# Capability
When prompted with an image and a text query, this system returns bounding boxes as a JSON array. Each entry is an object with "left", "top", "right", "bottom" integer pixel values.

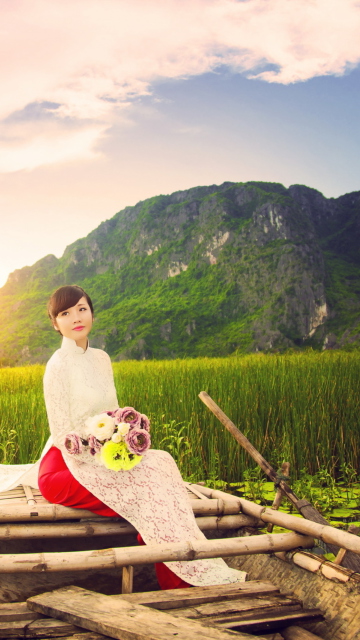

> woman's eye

[
  {"left": 80, "top": 307, "right": 87, "bottom": 311},
  {"left": 61, "top": 311, "right": 69, "bottom": 316}
]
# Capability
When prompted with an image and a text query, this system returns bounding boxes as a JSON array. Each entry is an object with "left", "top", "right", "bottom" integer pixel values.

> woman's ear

[{"left": 53, "top": 322, "right": 60, "bottom": 332}]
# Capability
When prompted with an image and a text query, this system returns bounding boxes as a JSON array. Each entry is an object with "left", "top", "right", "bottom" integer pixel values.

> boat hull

[{"left": 228, "top": 553, "right": 360, "bottom": 640}]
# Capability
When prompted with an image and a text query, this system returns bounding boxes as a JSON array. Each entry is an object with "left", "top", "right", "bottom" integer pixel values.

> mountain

[{"left": 1, "top": 181, "right": 360, "bottom": 365}]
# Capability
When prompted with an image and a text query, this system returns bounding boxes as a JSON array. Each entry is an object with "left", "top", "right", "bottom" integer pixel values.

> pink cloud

[{"left": 1, "top": 0, "right": 359, "bottom": 170}]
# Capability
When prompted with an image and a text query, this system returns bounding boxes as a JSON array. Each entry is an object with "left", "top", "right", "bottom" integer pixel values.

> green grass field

[{"left": 1, "top": 349, "right": 359, "bottom": 485}]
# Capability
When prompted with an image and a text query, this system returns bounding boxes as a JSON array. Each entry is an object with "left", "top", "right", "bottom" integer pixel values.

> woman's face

[{"left": 53, "top": 296, "right": 93, "bottom": 349}]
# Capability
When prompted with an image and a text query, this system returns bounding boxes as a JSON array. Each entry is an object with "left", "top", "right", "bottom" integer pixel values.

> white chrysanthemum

[
  {"left": 117, "top": 422, "right": 130, "bottom": 437},
  {"left": 85, "top": 413, "right": 115, "bottom": 441}
]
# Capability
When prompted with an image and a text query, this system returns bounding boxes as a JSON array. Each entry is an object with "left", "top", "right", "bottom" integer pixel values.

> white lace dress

[{"left": 0, "top": 337, "right": 246, "bottom": 586}]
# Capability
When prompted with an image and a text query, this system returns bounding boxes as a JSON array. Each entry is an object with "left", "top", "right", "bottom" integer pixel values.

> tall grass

[
  {"left": 0, "top": 350, "right": 359, "bottom": 483},
  {"left": 0, "top": 365, "right": 49, "bottom": 464}
]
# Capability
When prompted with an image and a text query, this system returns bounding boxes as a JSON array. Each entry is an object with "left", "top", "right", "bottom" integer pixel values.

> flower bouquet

[{"left": 64, "top": 406, "right": 151, "bottom": 471}]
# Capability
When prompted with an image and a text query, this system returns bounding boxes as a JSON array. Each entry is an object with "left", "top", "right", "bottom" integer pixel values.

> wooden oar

[
  {"left": 267, "top": 462, "right": 290, "bottom": 533},
  {"left": 198, "top": 391, "right": 360, "bottom": 573}
]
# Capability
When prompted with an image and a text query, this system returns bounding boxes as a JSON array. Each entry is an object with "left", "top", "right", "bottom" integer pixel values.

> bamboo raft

[{"left": 1, "top": 482, "right": 360, "bottom": 640}]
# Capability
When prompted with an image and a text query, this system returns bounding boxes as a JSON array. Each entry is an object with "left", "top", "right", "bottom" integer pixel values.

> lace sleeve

[
  {"left": 43, "top": 354, "right": 77, "bottom": 454},
  {"left": 100, "top": 350, "right": 118, "bottom": 409}
]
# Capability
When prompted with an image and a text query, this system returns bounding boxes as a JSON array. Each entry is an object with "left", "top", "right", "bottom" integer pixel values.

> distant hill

[{"left": 1, "top": 181, "right": 360, "bottom": 365}]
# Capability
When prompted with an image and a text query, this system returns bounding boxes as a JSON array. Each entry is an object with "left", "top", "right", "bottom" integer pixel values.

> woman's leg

[
  {"left": 137, "top": 533, "right": 191, "bottom": 590},
  {"left": 39, "top": 446, "right": 118, "bottom": 517},
  {"left": 39, "top": 447, "right": 191, "bottom": 589}
]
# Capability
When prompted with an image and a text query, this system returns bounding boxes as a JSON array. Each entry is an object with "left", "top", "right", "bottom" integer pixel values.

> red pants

[{"left": 38, "top": 447, "right": 190, "bottom": 590}]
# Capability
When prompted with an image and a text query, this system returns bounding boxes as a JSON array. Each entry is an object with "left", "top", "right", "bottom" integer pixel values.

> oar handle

[
  {"left": 199, "top": 391, "right": 301, "bottom": 506},
  {"left": 198, "top": 391, "right": 278, "bottom": 482},
  {"left": 198, "top": 391, "right": 360, "bottom": 572}
]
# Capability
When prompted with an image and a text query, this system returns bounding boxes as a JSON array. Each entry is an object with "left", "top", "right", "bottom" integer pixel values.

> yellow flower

[{"left": 100, "top": 440, "right": 142, "bottom": 471}]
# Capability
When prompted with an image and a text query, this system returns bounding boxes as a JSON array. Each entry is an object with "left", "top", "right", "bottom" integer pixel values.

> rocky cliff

[{"left": 1, "top": 181, "right": 359, "bottom": 364}]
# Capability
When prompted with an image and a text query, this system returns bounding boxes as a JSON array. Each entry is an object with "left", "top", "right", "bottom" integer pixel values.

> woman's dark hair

[{"left": 47, "top": 285, "right": 94, "bottom": 322}]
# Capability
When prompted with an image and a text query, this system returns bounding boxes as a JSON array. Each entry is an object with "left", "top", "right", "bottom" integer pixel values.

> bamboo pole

[
  {"left": 0, "top": 520, "right": 136, "bottom": 539},
  {"left": 282, "top": 626, "right": 324, "bottom": 640},
  {"left": 121, "top": 566, "right": 134, "bottom": 594},
  {"left": 0, "top": 503, "right": 99, "bottom": 522},
  {"left": 0, "top": 498, "right": 241, "bottom": 522},
  {"left": 0, "top": 532, "right": 314, "bottom": 573},
  {"left": 334, "top": 524, "right": 360, "bottom": 566},
  {"left": 191, "top": 499, "right": 242, "bottom": 515},
  {"left": 267, "top": 462, "right": 290, "bottom": 534},
  {"left": 190, "top": 484, "right": 360, "bottom": 555},
  {"left": 185, "top": 483, "right": 209, "bottom": 500},
  {"left": 0, "top": 514, "right": 259, "bottom": 539},
  {"left": 198, "top": 392, "right": 360, "bottom": 572},
  {"left": 198, "top": 514, "right": 260, "bottom": 531},
  {"left": 22, "top": 485, "right": 37, "bottom": 510},
  {"left": 187, "top": 484, "right": 240, "bottom": 503},
  {"left": 288, "top": 550, "right": 360, "bottom": 583}
]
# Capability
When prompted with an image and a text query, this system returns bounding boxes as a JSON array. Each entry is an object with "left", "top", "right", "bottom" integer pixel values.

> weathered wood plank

[
  {"left": 0, "top": 601, "right": 42, "bottom": 622},
  {"left": 0, "top": 601, "right": 109, "bottom": 639},
  {"left": 116, "top": 580, "right": 280, "bottom": 610},
  {"left": 189, "top": 604, "right": 303, "bottom": 625},
  {"left": 217, "top": 608, "right": 324, "bottom": 633},
  {"left": 27, "top": 586, "right": 267, "bottom": 640},
  {"left": 167, "top": 595, "right": 302, "bottom": 620},
  {"left": 61, "top": 634, "right": 112, "bottom": 640},
  {"left": 0, "top": 602, "right": 30, "bottom": 612},
  {"left": 0, "top": 616, "right": 82, "bottom": 638}
]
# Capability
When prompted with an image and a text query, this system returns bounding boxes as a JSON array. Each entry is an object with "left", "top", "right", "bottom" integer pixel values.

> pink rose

[
  {"left": 88, "top": 434, "right": 102, "bottom": 456},
  {"left": 64, "top": 433, "right": 83, "bottom": 455},
  {"left": 113, "top": 406, "right": 141, "bottom": 427},
  {"left": 125, "top": 428, "right": 151, "bottom": 455},
  {"left": 139, "top": 413, "right": 150, "bottom": 432}
]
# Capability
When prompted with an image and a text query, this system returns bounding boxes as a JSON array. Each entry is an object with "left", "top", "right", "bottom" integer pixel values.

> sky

[{"left": 1, "top": 0, "right": 360, "bottom": 288}]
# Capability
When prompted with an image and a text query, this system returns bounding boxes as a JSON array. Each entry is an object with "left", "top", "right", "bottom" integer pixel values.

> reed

[
  {"left": 112, "top": 350, "right": 360, "bottom": 482},
  {"left": 0, "top": 365, "right": 48, "bottom": 464},
  {"left": 0, "top": 350, "right": 359, "bottom": 484}
]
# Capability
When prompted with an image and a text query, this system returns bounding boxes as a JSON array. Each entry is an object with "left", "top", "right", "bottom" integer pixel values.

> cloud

[
  {"left": 0, "top": 122, "right": 104, "bottom": 172},
  {"left": 1, "top": 0, "right": 359, "bottom": 171}
]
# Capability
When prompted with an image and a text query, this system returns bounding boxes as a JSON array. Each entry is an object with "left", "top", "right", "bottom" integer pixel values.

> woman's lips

[{"left": 73, "top": 326, "right": 85, "bottom": 331}]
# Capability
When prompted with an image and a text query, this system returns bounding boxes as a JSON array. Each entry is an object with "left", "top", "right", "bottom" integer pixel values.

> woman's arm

[
  {"left": 43, "top": 354, "right": 77, "bottom": 454},
  {"left": 101, "top": 350, "right": 119, "bottom": 409}
]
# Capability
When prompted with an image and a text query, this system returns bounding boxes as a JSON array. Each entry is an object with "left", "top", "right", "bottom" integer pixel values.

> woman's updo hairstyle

[{"left": 48, "top": 285, "right": 94, "bottom": 323}]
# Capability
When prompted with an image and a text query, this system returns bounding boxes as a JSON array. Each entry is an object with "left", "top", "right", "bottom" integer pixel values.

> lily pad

[
  {"left": 330, "top": 508, "right": 360, "bottom": 523},
  {"left": 262, "top": 482, "right": 275, "bottom": 492}
]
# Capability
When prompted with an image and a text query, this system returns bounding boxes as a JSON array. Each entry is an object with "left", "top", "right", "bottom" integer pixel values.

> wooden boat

[{"left": 0, "top": 482, "right": 360, "bottom": 640}]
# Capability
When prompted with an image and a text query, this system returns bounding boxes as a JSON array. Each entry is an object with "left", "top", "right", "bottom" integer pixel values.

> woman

[{"left": 20, "top": 285, "right": 246, "bottom": 588}]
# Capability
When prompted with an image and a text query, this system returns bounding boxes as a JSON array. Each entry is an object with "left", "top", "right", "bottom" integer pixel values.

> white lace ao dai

[{"left": 4, "top": 337, "right": 246, "bottom": 586}]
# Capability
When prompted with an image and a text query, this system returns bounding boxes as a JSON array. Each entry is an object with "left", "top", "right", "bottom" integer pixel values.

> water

[{"left": 228, "top": 480, "right": 360, "bottom": 529}]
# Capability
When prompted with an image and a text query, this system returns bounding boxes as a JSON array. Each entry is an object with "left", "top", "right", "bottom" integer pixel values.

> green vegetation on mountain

[{"left": 0, "top": 181, "right": 359, "bottom": 365}]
